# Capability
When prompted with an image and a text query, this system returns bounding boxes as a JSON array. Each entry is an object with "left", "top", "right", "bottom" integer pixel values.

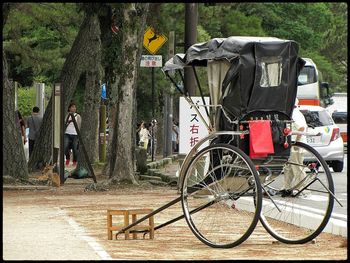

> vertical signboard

[
  {"left": 53, "top": 83, "right": 61, "bottom": 149},
  {"left": 179, "top": 97, "right": 210, "bottom": 155}
]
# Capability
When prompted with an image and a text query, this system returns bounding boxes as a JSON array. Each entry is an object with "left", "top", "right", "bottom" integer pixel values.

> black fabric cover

[{"left": 163, "top": 36, "right": 305, "bottom": 121}]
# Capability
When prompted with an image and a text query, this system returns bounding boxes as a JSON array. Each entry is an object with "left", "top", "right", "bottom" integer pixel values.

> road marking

[
  {"left": 55, "top": 207, "right": 112, "bottom": 260},
  {"left": 301, "top": 194, "right": 328, "bottom": 202}
]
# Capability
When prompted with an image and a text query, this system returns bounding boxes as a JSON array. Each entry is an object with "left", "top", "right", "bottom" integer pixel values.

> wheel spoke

[
  {"left": 181, "top": 144, "right": 262, "bottom": 248},
  {"left": 259, "top": 142, "right": 334, "bottom": 244}
]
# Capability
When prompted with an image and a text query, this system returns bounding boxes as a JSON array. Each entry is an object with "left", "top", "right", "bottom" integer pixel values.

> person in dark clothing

[{"left": 26, "top": 106, "right": 43, "bottom": 157}]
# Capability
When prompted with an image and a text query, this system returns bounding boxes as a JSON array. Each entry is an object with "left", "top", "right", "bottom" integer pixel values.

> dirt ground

[{"left": 3, "top": 172, "right": 348, "bottom": 260}]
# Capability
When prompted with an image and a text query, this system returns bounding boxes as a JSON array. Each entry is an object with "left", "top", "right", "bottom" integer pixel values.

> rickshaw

[{"left": 116, "top": 36, "right": 342, "bottom": 248}]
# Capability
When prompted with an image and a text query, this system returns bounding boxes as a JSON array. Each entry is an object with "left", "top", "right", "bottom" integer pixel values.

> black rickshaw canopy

[{"left": 163, "top": 36, "right": 305, "bottom": 121}]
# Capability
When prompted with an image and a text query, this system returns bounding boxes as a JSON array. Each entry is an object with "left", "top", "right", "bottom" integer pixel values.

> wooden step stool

[{"left": 107, "top": 209, "right": 154, "bottom": 240}]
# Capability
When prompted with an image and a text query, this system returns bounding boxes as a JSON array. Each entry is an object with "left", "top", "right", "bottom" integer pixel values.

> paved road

[
  {"left": 291, "top": 154, "right": 347, "bottom": 236},
  {"left": 331, "top": 154, "right": 347, "bottom": 217}
]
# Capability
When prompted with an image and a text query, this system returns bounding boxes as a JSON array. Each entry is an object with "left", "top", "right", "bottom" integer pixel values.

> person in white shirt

[
  {"left": 138, "top": 121, "right": 150, "bottom": 150},
  {"left": 172, "top": 120, "right": 179, "bottom": 153},
  {"left": 64, "top": 102, "right": 81, "bottom": 166},
  {"left": 282, "top": 98, "right": 308, "bottom": 197}
]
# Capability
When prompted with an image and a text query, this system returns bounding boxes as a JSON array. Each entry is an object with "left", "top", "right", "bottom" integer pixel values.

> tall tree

[
  {"left": 74, "top": 3, "right": 104, "bottom": 172},
  {"left": 2, "top": 3, "right": 29, "bottom": 179},
  {"left": 321, "top": 2, "right": 347, "bottom": 91},
  {"left": 28, "top": 9, "right": 103, "bottom": 171},
  {"left": 107, "top": 3, "right": 149, "bottom": 184},
  {"left": 77, "top": 68, "right": 102, "bottom": 170}
]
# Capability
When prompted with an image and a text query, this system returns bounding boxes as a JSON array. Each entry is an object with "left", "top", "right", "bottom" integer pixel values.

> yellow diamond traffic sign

[{"left": 143, "top": 27, "right": 168, "bottom": 55}]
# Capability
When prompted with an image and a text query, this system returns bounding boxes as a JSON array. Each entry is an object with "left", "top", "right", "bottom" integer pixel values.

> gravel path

[{"left": 3, "top": 179, "right": 347, "bottom": 260}]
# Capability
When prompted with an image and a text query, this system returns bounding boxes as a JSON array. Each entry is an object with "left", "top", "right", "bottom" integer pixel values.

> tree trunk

[
  {"left": 3, "top": 3, "right": 28, "bottom": 179},
  {"left": 28, "top": 13, "right": 102, "bottom": 172},
  {"left": 77, "top": 69, "right": 102, "bottom": 169},
  {"left": 108, "top": 3, "right": 149, "bottom": 183},
  {"left": 3, "top": 49, "right": 29, "bottom": 179},
  {"left": 76, "top": 9, "right": 102, "bottom": 171}
]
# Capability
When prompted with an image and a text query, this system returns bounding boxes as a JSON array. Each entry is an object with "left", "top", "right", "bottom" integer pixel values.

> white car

[{"left": 299, "top": 105, "right": 344, "bottom": 172}]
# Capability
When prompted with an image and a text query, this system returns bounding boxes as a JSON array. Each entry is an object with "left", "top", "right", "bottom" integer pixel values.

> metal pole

[
  {"left": 152, "top": 67, "right": 155, "bottom": 118},
  {"left": 52, "top": 83, "right": 60, "bottom": 167},
  {"left": 151, "top": 67, "right": 155, "bottom": 161},
  {"left": 184, "top": 3, "right": 198, "bottom": 96},
  {"left": 164, "top": 31, "right": 175, "bottom": 157},
  {"left": 168, "top": 31, "right": 175, "bottom": 156},
  {"left": 60, "top": 83, "right": 65, "bottom": 185},
  {"left": 99, "top": 104, "right": 107, "bottom": 162},
  {"left": 163, "top": 96, "right": 168, "bottom": 157},
  {"left": 167, "top": 96, "right": 173, "bottom": 156},
  {"left": 151, "top": 123, "right": 155, "bottom": 162}
]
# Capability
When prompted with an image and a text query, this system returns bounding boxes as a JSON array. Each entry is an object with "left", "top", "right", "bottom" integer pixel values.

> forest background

[
  {"left": 4, "top": 3, "right": 347, "bottom": 118},
  {"left": 2, "top": 2, "right": 347, "bottom": 183}
]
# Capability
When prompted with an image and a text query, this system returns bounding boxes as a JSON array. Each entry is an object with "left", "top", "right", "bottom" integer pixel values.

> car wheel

[{"left": 332, "top": 161, "right": 344, "bottom": 172}]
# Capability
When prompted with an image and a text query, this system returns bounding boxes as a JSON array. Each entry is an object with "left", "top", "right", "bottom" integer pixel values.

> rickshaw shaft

[
  {"left": 116, "top": 194, "right": 220, "bottom": 237},
  {"left": 152, "top": 197, "right": 216, "bottom": 232},
  {"left": 115, "top": 196, "right": 182, "bottom": 236}
]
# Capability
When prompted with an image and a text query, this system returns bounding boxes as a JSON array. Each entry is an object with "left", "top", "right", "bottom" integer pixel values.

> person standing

[
  {"left": 64, "top": 102, "right": 81, "bottom": 166},
  {"left": 138, "top": 121, "right": 150, "bottom": 150},
  {"left": 172, "top": 120, "right": 179, "bottom": 153},
  {"left": 149, "top": 119, "right": 158, "bottom": 159},
  {"left": 26, "top": 106, "right": 43, "bottom": 157},
  {"left": 282, "top": 98, "right": 308, "bottom": 197}
]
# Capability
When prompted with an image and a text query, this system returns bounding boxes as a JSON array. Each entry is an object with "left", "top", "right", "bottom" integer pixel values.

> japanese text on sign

[
  {"left": 179, "top": 97, "right": 210, "bottom": 154},
  {"left": 140, "top": 55, "right": 162, "bottom": 67}
]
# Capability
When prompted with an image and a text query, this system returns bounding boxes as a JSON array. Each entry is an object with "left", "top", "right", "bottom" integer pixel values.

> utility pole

[
  {"left": 163, "top": 31, "right": 175, "bottom": 157},
  {"left": 184, "top": 3, "right": 198, "bottom": 96}
]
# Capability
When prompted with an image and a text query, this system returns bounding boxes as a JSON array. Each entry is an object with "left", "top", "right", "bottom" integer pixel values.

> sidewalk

[{"left": 3, "top": 204, "right": 106, "bottom": 260}]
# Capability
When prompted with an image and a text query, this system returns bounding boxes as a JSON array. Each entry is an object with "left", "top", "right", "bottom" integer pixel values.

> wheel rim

[
  {"left": 181, "top": 144, "right": 261, "bottom": 248},
  {"left": 259, "top": 142, "right": 334, "bottom": 243}
]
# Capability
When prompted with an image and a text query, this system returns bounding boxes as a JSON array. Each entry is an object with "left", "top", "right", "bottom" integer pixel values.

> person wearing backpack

[{"left": 27, "top": 106, "right": 43, "bottom": 157}]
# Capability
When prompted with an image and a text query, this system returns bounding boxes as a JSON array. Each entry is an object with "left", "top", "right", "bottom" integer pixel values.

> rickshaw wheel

[
  {"left": 259, "top": 142, "right": 335, "bottom": 244},
  {"left": 181, "top": 143, "right": 262, "bottom": 248}
]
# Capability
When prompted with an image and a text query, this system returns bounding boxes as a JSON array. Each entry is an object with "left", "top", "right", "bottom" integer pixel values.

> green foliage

[
  {"left": 198, "top": 4, "right": 265, "bottom": 38},
  {"left": 17, "top": 84, "right": 52, "bottom": 119},
  {"left": 17, "top": 87, "right": 36, "bottom": 118},
  {"left": 3, "top": 3, "right": 83, "bottom": 86},
  {"left": 4, "top": 2, "right": 348, "bottom": 123},
  {"left": 236, "top": 2, "right": 345, "bottom": 92},
  {"left": 197, "top": 25, "right": 211, "bottom": 43}
]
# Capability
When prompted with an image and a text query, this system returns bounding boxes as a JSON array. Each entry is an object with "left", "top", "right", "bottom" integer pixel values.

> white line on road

[{"left": 55, "top": 207, "right": 112, "bottom": 260}]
